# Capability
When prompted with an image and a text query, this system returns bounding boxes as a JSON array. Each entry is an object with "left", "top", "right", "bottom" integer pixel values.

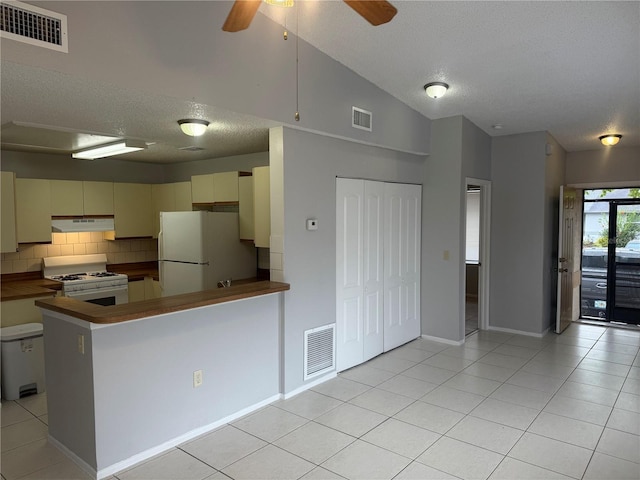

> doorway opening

[
  {"left": 464, "top": 178, "right": 491, "bottom": 337},
  {"left": 581, "top": 188, "right": 640, "bottom": 325}
]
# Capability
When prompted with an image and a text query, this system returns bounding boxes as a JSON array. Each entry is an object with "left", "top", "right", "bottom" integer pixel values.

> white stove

[{"left": 43, "top": 254, "right": 128, "bottom": 305}]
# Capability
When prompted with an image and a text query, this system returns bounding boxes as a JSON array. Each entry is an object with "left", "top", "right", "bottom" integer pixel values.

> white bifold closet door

[{"left": 336, "top": 178, "right": 421, "bottom": 372}]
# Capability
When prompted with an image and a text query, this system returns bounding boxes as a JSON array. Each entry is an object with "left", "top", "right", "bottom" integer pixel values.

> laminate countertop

[
  {"left": 35, "top": 281, "right": 290, "bottom": 324},
  {"left": 0, "top": 276, "right": 62, "bottom": 302}
]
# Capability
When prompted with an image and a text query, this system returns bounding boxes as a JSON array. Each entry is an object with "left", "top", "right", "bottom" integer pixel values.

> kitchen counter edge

[{"left": 35, "top": 281, "right": 290, "bottom": 324}]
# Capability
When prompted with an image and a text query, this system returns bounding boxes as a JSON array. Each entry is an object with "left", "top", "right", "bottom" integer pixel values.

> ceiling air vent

[
  {"left": 179, "top": 146, "right": 205, "bottom": 152},
  {"left": 0, "top": 0, "right": 68, "bottom": 52},
  {"left": 352, "top": 106, "right": 372, "bottom": 132}
]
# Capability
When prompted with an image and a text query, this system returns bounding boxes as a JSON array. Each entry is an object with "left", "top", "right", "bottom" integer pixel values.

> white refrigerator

[{"left": 158, "top": 211, "right": 257, "bottom": 296}]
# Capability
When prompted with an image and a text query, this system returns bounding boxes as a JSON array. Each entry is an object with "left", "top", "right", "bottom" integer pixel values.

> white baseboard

[
  {"left": 421, "top": 334, "right": 464, "bottom": 346},
  {"left": 283, "top": 371, "right": 337, "bottom": 400},
  {"left": 60, "top": 393, "right": 282, "bottom": 480},
  {"left": 486, "top": 325, "right": 550, "bottom": 338}
]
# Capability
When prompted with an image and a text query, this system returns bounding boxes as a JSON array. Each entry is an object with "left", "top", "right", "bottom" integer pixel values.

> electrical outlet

[
  {"left": 77, "top": 334, "right": 85, "bottom": 354},
  {"left": 193, "top": 370, "right": 203, "bottom": 388}
]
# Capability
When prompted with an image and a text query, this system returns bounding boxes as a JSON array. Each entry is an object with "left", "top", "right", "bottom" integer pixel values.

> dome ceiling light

[
  {"left": 599, "top": 134, "right": 622, "bottom": 146},
  {"left": 178, "top": 119, "right": 210, "bottom": 137},
  {"left": 424, "top": 82, "right": 449, "bottom": 99}
]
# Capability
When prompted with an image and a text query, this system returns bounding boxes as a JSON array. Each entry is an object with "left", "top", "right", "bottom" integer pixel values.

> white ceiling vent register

[
  {"left": 0, "top": 1, "right": 68, "bottom": 53},
  {"left": 352, "top": 106, "right": 372, "bottom": 132},
  {"left": 303, "top": 323, "right": 335, "bottom": 381}
]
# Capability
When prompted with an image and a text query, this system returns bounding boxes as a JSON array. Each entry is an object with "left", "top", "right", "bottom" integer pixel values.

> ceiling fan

[{"left": 222, "top": 0, "right": 397, "bottom": 32}]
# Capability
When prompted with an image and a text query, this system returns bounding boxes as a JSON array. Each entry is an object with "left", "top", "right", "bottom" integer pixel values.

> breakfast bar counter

[
  {"left": 36, "top": 281, "right": 289, "bottom": 479},
  {"left": 35, "top": 280, "right": 289, "bottom": 323}
]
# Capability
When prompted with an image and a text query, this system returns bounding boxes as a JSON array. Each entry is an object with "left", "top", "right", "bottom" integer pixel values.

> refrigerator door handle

[{"left": 158, "top": 229, "right": 163, "bottom": 260}]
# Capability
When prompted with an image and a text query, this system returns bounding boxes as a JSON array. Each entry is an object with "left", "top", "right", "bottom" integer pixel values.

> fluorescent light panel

[{"left": 72, "top": 140, "right": 146, "bottom": 160}]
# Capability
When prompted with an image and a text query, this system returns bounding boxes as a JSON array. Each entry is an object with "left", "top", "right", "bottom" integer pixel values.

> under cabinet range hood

[{"left": 51, "top": 218, "right": 115, "bottom": 233}]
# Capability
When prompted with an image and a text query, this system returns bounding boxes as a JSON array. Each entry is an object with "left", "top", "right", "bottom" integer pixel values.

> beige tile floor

[{"left": 2, "top": 322, "right": 639, "bottom": 480}]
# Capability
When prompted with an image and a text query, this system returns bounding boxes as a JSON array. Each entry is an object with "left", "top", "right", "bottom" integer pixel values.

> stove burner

[
  {"left": 89, "top": 272, "right": 119, "bottom": 278},
  {"left": 52, "top": 274, "right": 84, "bottom": 281}
]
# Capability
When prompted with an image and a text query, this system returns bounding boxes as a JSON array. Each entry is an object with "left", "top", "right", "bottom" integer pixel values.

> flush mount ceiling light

[
  {"left": 178, "top": 119, "right": 210, "bottom": 137},
  {"left": 599, "top": 134, "right": 622, "bottom": 146},
  {"left": 424, "top": 82, "right": 449, "bottom": 99},
  {"left": 72, "top": 140, "right": 147, "bottom": 160}
]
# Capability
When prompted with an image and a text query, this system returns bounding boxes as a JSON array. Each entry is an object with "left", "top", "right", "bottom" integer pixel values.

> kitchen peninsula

[{"left": 35, "top": 281, "right": 289, "bottom": 479}]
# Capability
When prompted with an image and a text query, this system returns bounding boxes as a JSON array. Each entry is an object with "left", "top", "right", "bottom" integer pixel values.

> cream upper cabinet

[
  {"left": 83, "top": 181, "right": 114, "bottom": 215},
  {"left": 1, "top": 172, "right": 18, "bottom": 252},
  {"left": 238, "top": 176, "right": 254, "bottom": 241},
  {"left": 151, "top": 182, "right": 192, "bottom": 237},
  {"left": 174, "top": 181, "right": 192, "bottom": 211},
  {"left": 253, "top": 166, "right": 270, "bottom": 248},
  {"left": 191, "top": 172, "right": 239, "bottom": 204},
  {"left": 112, "top": 183, "right": 153, "bottom": 238},
  {"left": 212, "top": 171, "right": 239, "bottom": 202},
  {"left": 50, "top": 180, "right": 84, "bottom": 216},
  {"left": 50, "top": 180, "right": 114, "bottom": 216},
  {"left": 16, "top": 178, "right": 52, "bottom": 244}
]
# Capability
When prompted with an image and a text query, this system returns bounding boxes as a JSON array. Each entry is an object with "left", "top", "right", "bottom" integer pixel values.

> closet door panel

[
  {"left": 363, "top": 181, "right": 385, "bottom": 361},
  {"left": 336, "top": 178, "right": 365, "bottom": 371},
  {"left": 384, "top": 185, "right": 405, "bottom": 350}
]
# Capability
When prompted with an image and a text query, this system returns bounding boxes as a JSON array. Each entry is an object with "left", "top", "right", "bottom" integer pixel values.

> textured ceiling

[
  {"left": 1, "top": 1, "right": 638, "bottom": 164},
  {"left": 263, "top": 0, "right": 639, "bottom": 152}
]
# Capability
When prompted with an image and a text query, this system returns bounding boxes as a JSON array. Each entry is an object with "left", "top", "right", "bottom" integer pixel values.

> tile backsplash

[{"left": 1, "top": 232, "right": 158, "bottom": 274}]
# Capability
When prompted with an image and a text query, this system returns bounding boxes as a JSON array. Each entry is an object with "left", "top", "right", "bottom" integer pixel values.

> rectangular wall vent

[
  {"left": 304, "top": 323, "right": 335, "bottom": 380},
  {"left": 352, "top": 106, "right": 372, "bottom": 132},
  {"left": 0, "top": 0, "right": 68, "bottom": 52}
]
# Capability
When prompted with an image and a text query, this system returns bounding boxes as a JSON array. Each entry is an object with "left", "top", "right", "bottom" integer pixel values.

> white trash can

[{"left": 1, "top": 323, "right": 45, "bottom": 400}]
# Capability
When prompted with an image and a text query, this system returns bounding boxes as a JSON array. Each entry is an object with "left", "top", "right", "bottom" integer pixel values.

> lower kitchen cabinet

[
  {"left": 128, "top": 277, "right": 160, "bottom": 303},
  {"left": 1, "top": 296, "right": 53, "bottom": 328},
  {"left": 1, "top": 171, "right": 18, "bottom": 252},
  {"left": 16, "top": 178, "right": 52, "bottom": 244}
]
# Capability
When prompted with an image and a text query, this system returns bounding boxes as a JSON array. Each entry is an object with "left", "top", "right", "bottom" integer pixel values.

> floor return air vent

[{"left": 303, "top": 323, "right": 335, "bottom": 381}]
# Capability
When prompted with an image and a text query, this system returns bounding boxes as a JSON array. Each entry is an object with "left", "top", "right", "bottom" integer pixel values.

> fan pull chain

[{"left": 295, "top": 3, "right": 300, "bottom": 121}]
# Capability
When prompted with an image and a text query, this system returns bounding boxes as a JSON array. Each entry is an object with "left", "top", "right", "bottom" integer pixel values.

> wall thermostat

[{"left": 306, "top": 219, "right": 318, "bottom": 231}]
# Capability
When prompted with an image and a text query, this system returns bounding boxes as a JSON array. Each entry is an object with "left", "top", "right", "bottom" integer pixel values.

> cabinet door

[
  {"left": 83, "top": 181, "right": 114, "bottom": 215},
  {"left": 113, "top": 183, "right": 152, "bottom": 238},
  {"left": 383, "top": 183, "right": 422, "bottom": 351},
  {"left": 212, "top": 171, "right": 239, "bottom": 202},
  {"left": 16, "top": 178, "right": 52, "bottom": 243},
  {"left": 191, "top": 174, "right": 214, "bottom": 203},
  {"left": 50, "top": 180, "right": 84, "bottom": 216},
  {"left": 253, "top": 166, "right": 270, "bottom": 248},
  {"left": 173, "top": 182, "right": 192, "bottom": 211},
  {"left": 1, "top": 172, "right": 18, "bottom": 252},
  {"left": 128, "top": 280, "right": 145, "bottom": 303},
  {"left": 336, "top": 178, "right": 364, "bottom": 372},
  {"left": 238, "top": 176, "right": 254, "bottom": 241}
]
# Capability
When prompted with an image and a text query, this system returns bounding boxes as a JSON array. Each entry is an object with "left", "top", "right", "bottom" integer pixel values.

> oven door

[{"left": 64, "top": 285, "right": 128, "bottom": 305}]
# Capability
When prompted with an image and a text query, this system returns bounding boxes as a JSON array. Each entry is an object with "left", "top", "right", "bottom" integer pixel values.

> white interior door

[
  {"left": 363, "top": 181, "right": 385, "bottom": 361},
  {"left": 336, "top": 178, "right": 364, "bottom": 371},
  {"left": 384, "top": 183, "right": 422, "bottom": 350},
  {"left": 556, "top": 186, "right": 577, "bottom": 333}
]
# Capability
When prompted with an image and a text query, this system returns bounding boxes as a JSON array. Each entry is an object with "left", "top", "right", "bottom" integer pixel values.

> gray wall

[
  {"left": 0, "top": 150, "right": 166, "bottom": 183},
  {"left": 422, "top": 116, "right": 491, "bottom": 342},
  {"left": 10, "top": 1, "right": 430, "bottom": 156},
  {"left": 490, "top": 132, "right": 549, "bottom": 334},
  {"left": 1, "top": 150, "right": 269, "bottom": 183},
  {"left": 273, "top": 127, "right": 425, "bottom": 393},
  {"left": 566, "top": 146, "right": 640, "bottom": 186}
]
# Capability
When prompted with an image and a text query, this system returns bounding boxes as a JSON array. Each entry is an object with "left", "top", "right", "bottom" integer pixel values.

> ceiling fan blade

[
  {"left": 222, "top": 0, "right": 262, "bottom": 32},
  {"left": 343, "top": 0, "right": 397, "bottom": 26}
]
